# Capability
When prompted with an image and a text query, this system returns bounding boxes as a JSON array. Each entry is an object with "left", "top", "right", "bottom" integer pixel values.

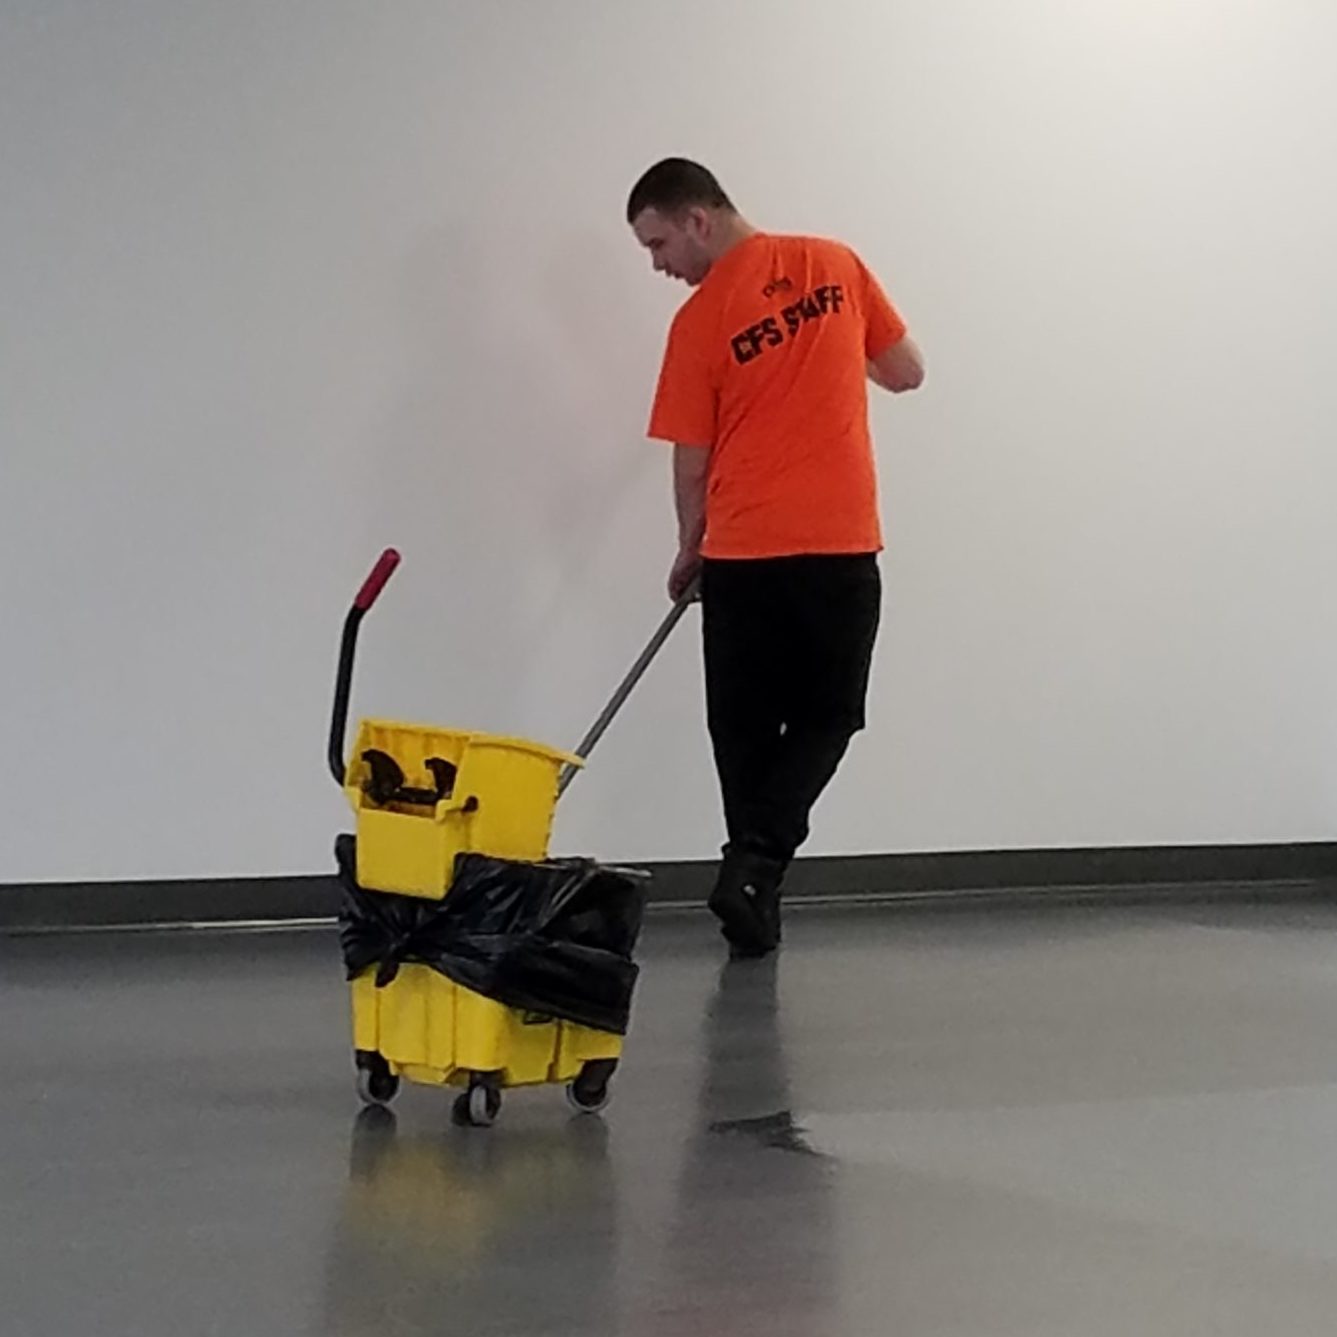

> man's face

[{"left": 631, "top": 207, "right": 712, "bottom": 286}]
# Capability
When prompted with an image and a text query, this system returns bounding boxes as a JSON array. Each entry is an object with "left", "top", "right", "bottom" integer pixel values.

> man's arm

[
  {"left": 868, "top": 335, "right": 926, "bottom": 393},
  {"left": 669, "top": 443, "right": 710, "bottom": 600}
]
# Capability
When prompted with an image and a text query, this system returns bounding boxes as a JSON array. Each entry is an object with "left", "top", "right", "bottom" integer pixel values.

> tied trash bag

[{"left": 335, "top": 834, "right": 650, "bottom": 1036}]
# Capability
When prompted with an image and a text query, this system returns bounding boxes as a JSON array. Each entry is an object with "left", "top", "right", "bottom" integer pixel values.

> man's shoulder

[
  {"left": 771, "top": 232, "right": 859, "bottom": 262},
  {"left": 668, "top": 285, "right": 714, "bottom": 337},
  {"left": 665, "top": 291, "right": 696, "bottom": 331}
]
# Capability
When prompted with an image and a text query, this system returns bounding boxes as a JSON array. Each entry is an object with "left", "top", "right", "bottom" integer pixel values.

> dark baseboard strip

[
  {"left": 649, "top": 842, "right": 1337, "bottom": 903},
  {"left": 0, "top": 876, "right": 336, "bottom": 933},
  {"left": 1, "top": 842, "right": 1334, "bottom": 933}
]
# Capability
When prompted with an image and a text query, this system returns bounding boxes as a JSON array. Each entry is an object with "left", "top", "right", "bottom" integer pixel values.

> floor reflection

[
  {"left": 320, "top": 1101, "right": 619, "bottom": 1336},
  {"left": 632, "top": 958, "right": 839, "bottom": 1334}
]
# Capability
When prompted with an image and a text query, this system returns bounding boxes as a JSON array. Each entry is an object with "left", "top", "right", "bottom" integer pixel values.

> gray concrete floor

[{"left": 4, "top": 897, "right": 1337, "bottom": 1335}]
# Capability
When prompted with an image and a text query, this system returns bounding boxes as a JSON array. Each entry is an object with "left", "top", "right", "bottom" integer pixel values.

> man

[{"left": 628, "top": 157, "right": 924, "bottom": 958}]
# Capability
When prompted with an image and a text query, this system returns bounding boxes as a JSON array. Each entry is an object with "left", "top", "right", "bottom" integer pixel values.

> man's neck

[{"left": 708, "top": 215, "right": 759, "bottom": 266}]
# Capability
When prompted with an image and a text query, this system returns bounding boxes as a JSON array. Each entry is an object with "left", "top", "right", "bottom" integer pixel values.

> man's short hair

[{"left": 626, "top": 158, "right": 734, "bottom": 225}]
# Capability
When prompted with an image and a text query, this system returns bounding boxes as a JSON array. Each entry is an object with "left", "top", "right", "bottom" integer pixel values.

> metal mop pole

[{"left": 558, "top": 585, "right": 699, "bottom": 797}]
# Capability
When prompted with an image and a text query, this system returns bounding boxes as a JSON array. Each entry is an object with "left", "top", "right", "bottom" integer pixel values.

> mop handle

[{"left": 558, "top": 585, "right": 698, "bottom": 796}]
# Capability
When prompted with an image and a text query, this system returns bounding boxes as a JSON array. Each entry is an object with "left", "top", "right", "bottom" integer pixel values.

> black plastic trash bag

[
  {"left": 335, "top": 834, "right": 650, "bottom": 1036},
  {"left": 335, "top": 834, "right": 439, "bottom": 988}
]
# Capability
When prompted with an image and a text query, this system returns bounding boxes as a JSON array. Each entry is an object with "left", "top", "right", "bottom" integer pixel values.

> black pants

[{"left": 701, "top": 554, "right": 881, "bottom": 869}]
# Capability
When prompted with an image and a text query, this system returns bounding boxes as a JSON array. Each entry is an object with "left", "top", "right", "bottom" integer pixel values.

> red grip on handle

[{"left": 354, "top": 548, "right": 401, "bottom": 611}]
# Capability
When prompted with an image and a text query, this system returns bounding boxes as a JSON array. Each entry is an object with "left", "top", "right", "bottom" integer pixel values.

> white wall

[{"left": 3, "top": 0, "right": 1335, "bottom": 884}]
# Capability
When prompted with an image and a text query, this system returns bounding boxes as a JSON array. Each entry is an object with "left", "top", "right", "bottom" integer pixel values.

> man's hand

[
  {"left": 668, "top": 546, "right": 702, "bottom": 603},
  {"left": 670, "top": 443, "right": 710, "bottom": 602},
  {"left": 868, "top": 335, "right": 926, "bottom": 393}
]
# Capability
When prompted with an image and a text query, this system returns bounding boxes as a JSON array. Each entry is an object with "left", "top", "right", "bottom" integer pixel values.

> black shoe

[{"left": 708, "top": 849, "right": 785, "bottom": 958}]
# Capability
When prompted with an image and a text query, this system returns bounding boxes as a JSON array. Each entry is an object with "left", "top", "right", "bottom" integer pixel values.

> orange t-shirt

[{"left": 647, "top": 232, "right": 907, "bottom": 560}]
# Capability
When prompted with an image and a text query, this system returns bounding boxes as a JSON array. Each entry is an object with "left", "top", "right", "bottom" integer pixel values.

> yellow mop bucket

[{"left": 327, "top": 549, "right": 692, "bottom": 1126}]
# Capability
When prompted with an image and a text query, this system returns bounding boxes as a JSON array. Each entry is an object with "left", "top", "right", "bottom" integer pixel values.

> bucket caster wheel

[
  {"left": 566, "top": 1058, "right": 618, "bottom": 1115},
  {"left": 355, "top": 1051, "right": 400, "bottom": 1106},
  {"left": 453, "top": 1075, "right": 502, "bottom": 1128}
]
